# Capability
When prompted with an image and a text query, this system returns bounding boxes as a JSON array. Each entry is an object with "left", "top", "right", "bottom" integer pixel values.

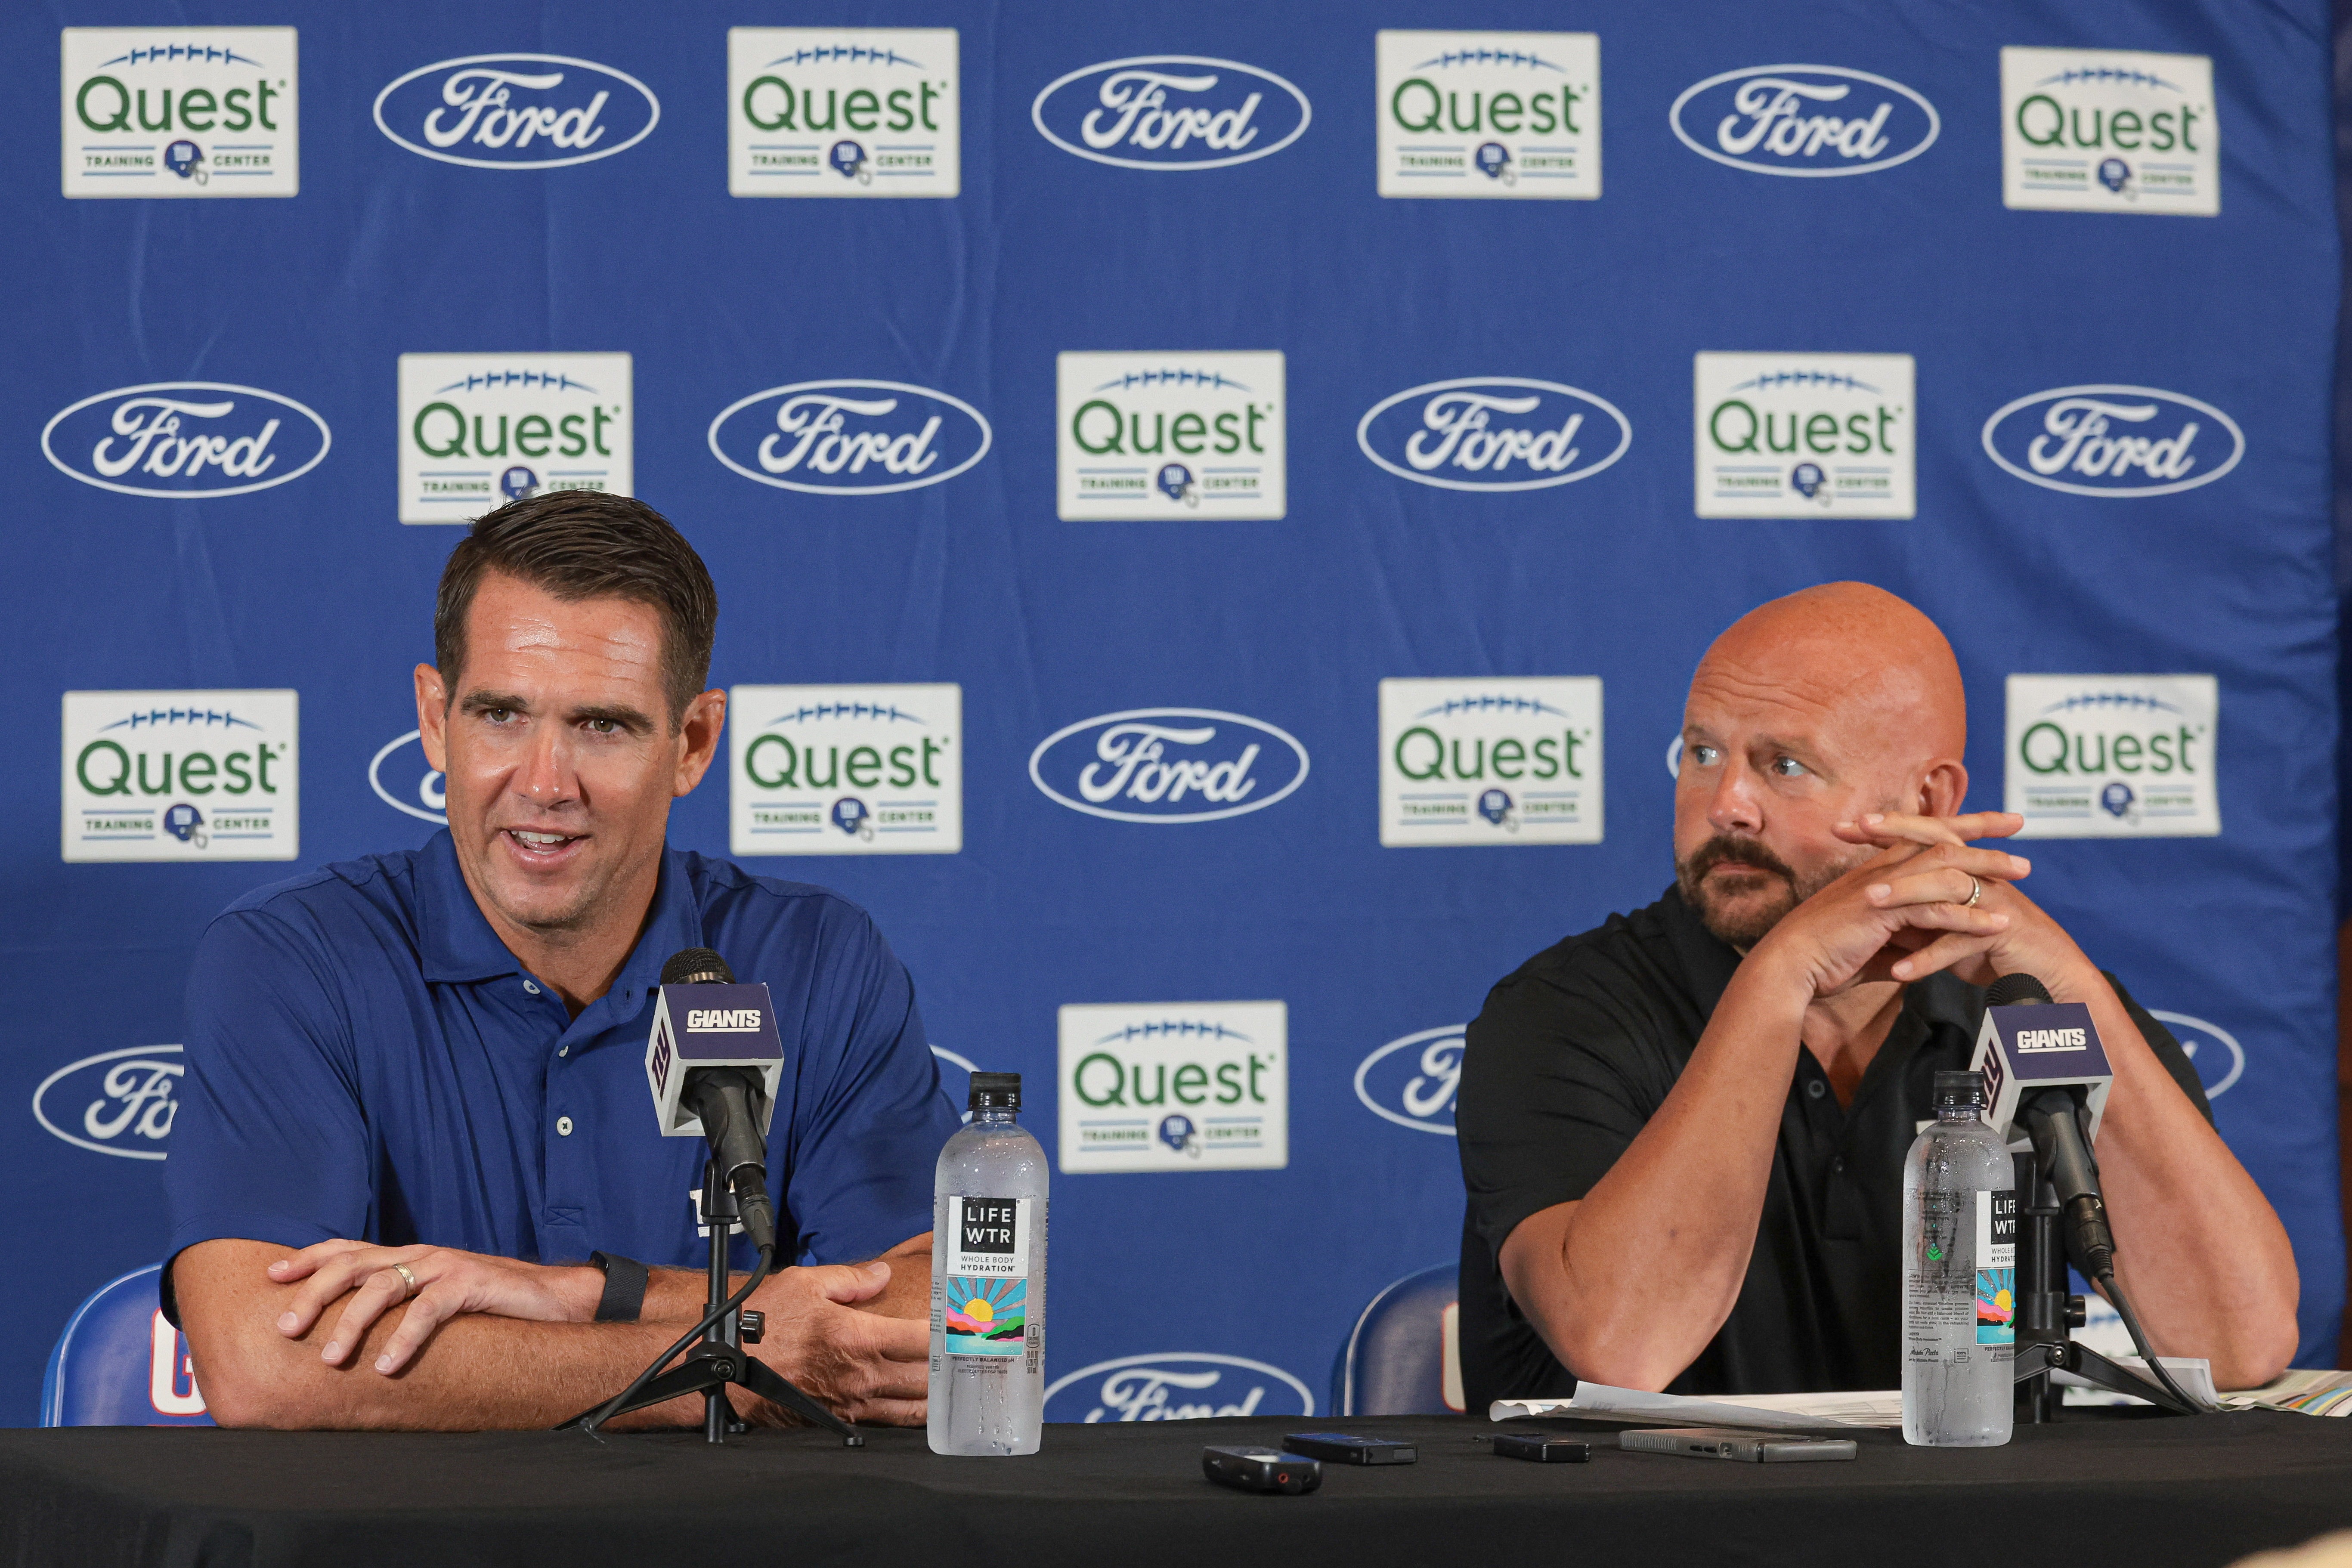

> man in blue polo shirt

[{"left": 166, "top": 493, "right": 959, "bottom": 1429}]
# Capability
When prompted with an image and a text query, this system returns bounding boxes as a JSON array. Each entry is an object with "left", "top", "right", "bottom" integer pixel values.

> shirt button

[
  {"left": 557, "top": 1116, "right": 574, "bottom": 1136},
  {"left": 1806, "top": 1079, "right": 1827, "bottom": 1100},
  {"left": 1832, "top": 1154, "right": 1847, "bottom": 1174},
  {"left": 523, "top": 980, "right": 542, "bottom": 996}
]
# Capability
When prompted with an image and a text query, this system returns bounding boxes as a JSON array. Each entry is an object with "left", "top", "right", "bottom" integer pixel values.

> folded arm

[{"left": 176, "top": 1233, "right": 932, "bottom": 1430}]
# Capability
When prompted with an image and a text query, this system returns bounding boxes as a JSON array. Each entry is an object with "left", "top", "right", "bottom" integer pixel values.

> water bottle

[
  {"left": 928, "top": 1071, "right": 1047, "bottom": 1455},
  {"left": 1902, "top": 1068, "right": 2017, "bottom": 1447}
]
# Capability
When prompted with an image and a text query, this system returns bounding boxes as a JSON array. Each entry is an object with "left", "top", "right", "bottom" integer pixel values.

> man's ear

[
  {"left": 1918, "top": 758, "right": 1969, "bottom": 817},
  {"left": 414, "top": 664, "right": 450, "bottom": 773},
  {"left": 672, "top": 688, "right": 728, "bottom": 798}
]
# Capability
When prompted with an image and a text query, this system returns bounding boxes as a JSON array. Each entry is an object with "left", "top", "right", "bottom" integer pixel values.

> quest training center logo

[
  {"left": 728, "top": 28, "right": 958, "bottom": 197},
  {"left": 62, "top": 690, "right": 298, "bottom": 863},
  {"left": 2003, "top": 674, "right": 2219, "bottom": 839},
  {"left": 34, "top": 1044, "right": 185, "bottom": 1160},
  {"left": 373, "top": 53, "right": 658, "bottom": 170},
  {"left": 1029, "top": 708, "right": 1307, "bottom": 825},
  {"left": 1057, "top": 352, "right": 1284, "bottom": 520},
  {"left": 1377, "top": 677, "right": 1603, "bottom": 847},
  {"left": 729, "top": 683, "right": 961, "bottom": 855},
  {"left": 1031, "top": 55, "right": 1309, "bottom": 171},
  {"left": 1043, "top": 1353, "right": 1315, "bottom": 1423},
  {"left": 1670, "top": 63, "right": 1937, "bottom": 177},
  {"left": 1693, "top": 352, "right": 1914, "bottom": 519},
  {"left": 2001, "top": 47, "right": 2216, "bottom": 216},
  {"left": 1981, "top": 384, "right": 2242, "bottom": 500},
  {"left": 1058, "top": 1002, "right": 1287, "bottom": 1174},
  {"left": 62, "top": 27, "right": 297, "bottom": 198},
  {"left": 1374, "top": 30, "right": 1599, "bottom": 199},
  {"left": 44, "top": 382, "right": 329, "bottom": 501},
  {"left": 1357, "top": 377, "right": 1628, "bottom": 493},
  {"left": 398, "top": 353, "right": 632, "bottom": 523},
  {"left": 709, "top": 380, "right": 991, "bottom": 497},
  {"left": 1355, "top": 1024, "right": 1465, "bottom": 1136}
]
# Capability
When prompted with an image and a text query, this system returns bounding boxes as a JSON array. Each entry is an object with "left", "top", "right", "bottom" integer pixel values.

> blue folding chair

[
  {"left": 1332, "top": 1263, "right": 1463, "bottom": 1416},
  {"left": 40, "top": 1263, "right": 214, "bottom": 1427}
]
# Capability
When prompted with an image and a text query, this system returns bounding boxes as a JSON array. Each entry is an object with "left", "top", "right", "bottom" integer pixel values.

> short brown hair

[{"left": 434, "top": 493, "right": 718, "bottom": 729}]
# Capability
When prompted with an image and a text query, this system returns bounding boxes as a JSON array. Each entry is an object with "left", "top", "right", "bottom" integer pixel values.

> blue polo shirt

[{"left": 164, "top": 831, "right": 957, "bottom": 1287}]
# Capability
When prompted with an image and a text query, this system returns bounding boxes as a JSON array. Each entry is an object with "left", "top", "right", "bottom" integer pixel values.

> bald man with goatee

[{"left": 1455, "top": 583, "right": 2298, "bottom": 1407}]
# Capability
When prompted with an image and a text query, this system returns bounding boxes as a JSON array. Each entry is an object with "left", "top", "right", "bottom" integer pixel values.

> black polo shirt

[{"left": 1455, "top": 886, "right": 2210, "bottom": 1407}]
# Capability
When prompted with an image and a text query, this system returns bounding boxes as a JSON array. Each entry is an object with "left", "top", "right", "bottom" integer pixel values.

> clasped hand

[{"left": 1760, "top": 810, "right": 2095, "bottom": 1001}]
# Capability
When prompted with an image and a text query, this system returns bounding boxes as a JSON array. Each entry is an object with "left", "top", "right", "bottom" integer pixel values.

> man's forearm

[
  {"left": 1503, "top": 956, "right": 1813, "bottom": 1389},
  {"left": 195, "top": 1293, "right": 709, "bottom": 1431},
  {"left": 2070, "top": 979, "right": 2299, "bottom": 1388}
]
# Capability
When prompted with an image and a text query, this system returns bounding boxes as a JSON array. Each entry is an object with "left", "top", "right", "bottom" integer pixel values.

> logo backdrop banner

[{"left": 2, "top": 0, "right": 2339, "bottom": 1423}]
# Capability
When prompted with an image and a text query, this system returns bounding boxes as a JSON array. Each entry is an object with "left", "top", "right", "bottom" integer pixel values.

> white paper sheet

[{"left": 1491, "top": 1381, "right": 1903, "bottom": 1430}]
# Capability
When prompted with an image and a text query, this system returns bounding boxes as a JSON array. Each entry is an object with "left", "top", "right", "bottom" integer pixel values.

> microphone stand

[
  {"left": 573, "top": 1160, "right": 865, "bottom": 1446},
  {"left": 2009, "top": 1149, "right": 2199, "bottom": 1419}
]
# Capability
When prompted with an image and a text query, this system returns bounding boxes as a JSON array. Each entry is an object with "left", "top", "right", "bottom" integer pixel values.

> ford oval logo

[
  {"left": 373, "top": 53, "right": 660, "bottom": 170},
  {"left": 2149, "top": 1010, "right": 2244, "bottom": 1101},
  {"left": 1357, "top": 377, "right": 1630, "bottom": 492},
  {"left": 708, "top": 380, "right": 992, "bottom": 496},
  {"left": 1355, "top": 1025, "right": 1464, "bottom": 1136},
  {"left": 34, "top": 1045, "right": 183, "bottom": 1160},
  {"left": 1669, "top": 64, "right": 1938, "bottom": 177},
  {"left": 1029, "top": 708, "right": 1308, "bottom": 824},
  {"left": 43, "top": 383, "right": 331, "bottom": 500},
  {"left": 1031, "top": 55, "right": 1310, "bottom": 170},
  {"left": 1980, "top": 384, "right": 2244, "bottom": 499},
  {"left": 1042, "top": 1352, "right": 1314, "bottom": 1422},
  {"left": 368, "top": 730, "right": 447, "bottom": 824}
]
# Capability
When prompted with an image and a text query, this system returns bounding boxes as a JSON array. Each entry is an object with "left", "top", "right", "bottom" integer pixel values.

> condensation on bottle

[
  {"left": 1902, "top": 1068, "right": 2017, "bottom": 1447},
  {"left": 928, "top": 1071, "right": 1048, "bottom": 1456}
]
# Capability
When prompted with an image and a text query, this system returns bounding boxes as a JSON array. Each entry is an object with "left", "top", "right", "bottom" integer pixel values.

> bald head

[
  {"left": 1697, "top": 582, "right": 1965, "bottom": 764},
  {"left": 1673, "top": 583, "right": 1970, "bottom": 947}
]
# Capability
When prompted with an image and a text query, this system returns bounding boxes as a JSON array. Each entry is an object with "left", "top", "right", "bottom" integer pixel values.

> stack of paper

[
  {"left": 2222, "top": 1370, "right": 2352, "bottom": 1416},
  {"left": 1492, "top": 1382, "right": 1902, "bottom": 1430}
]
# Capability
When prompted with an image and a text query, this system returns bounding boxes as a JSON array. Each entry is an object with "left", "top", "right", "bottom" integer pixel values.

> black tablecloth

[{"left": 6, "top": 1411, "right": 2352, "bottom": 1568}]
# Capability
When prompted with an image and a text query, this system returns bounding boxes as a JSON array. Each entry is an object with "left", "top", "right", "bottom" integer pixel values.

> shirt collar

[{"left": 417, "top": 829, "right": 706, "bottom": 1007}]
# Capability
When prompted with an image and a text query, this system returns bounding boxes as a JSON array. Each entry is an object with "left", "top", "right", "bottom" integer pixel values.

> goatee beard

[{"left": 1675, "top": 834, "right": 1855, "bottom": 949}]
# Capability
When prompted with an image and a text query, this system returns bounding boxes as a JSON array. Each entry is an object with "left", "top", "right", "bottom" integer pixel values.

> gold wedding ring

[
  {"left": 391, "top": 1262, "right": 418, "bottom": 1299},
  {"left": 1962, "top": 875, "right": 1983, "bottom": 909}
]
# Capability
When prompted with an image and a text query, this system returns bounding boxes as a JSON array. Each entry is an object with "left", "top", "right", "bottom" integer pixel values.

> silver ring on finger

[
  {"left": 1962, "top": 875, "right": 1983, "bottom": 909},
  {"left": 391, "top": 1263, "right": 418, "bottom": 1299}
]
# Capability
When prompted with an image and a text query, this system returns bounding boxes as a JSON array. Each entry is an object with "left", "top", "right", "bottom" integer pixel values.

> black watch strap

[{"left": 589, "top": 1251, "right": 650, "bottom": 1322}]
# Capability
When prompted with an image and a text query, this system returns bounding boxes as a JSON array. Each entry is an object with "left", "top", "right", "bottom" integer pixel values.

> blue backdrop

[{"left": 5, "top": 0, "right": 2340, "bottom": 1425}]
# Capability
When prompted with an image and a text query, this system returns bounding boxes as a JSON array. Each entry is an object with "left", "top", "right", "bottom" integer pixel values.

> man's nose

[
  {"left": 1707, "top": 759, "right": 1763, "bottom": 836},
  {"left": 514, "top": 724, "right": 579, "bottom": 809}
]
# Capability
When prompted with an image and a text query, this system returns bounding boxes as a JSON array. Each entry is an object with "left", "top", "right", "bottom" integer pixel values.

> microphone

[
  {"left": 1975, "top": 973, "right": 2116, "bottom": 1279},
  {"left": 1971, "top": 971, "right": 2203, "bottom": 1412},
  {"left": 646, "top": 947, "right": 784, "bottom": 1255}
]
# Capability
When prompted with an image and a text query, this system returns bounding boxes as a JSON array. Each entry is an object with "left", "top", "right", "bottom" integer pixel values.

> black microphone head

[
  {"left": 661, "top": 947, "right": 735, "bottom": 987},
  {"left": 1984, "top": 972, "right": 2053, "bottom": 1008}
]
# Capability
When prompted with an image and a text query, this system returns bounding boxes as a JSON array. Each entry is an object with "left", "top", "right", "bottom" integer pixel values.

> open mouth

[{"left": 502, "top": 828, "right": 584, "bottom": 862}]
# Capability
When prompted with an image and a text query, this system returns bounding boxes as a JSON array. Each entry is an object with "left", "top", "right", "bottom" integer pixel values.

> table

[{"left": 5, "top": 1410, "right": 2352, "bottom": 1568}]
